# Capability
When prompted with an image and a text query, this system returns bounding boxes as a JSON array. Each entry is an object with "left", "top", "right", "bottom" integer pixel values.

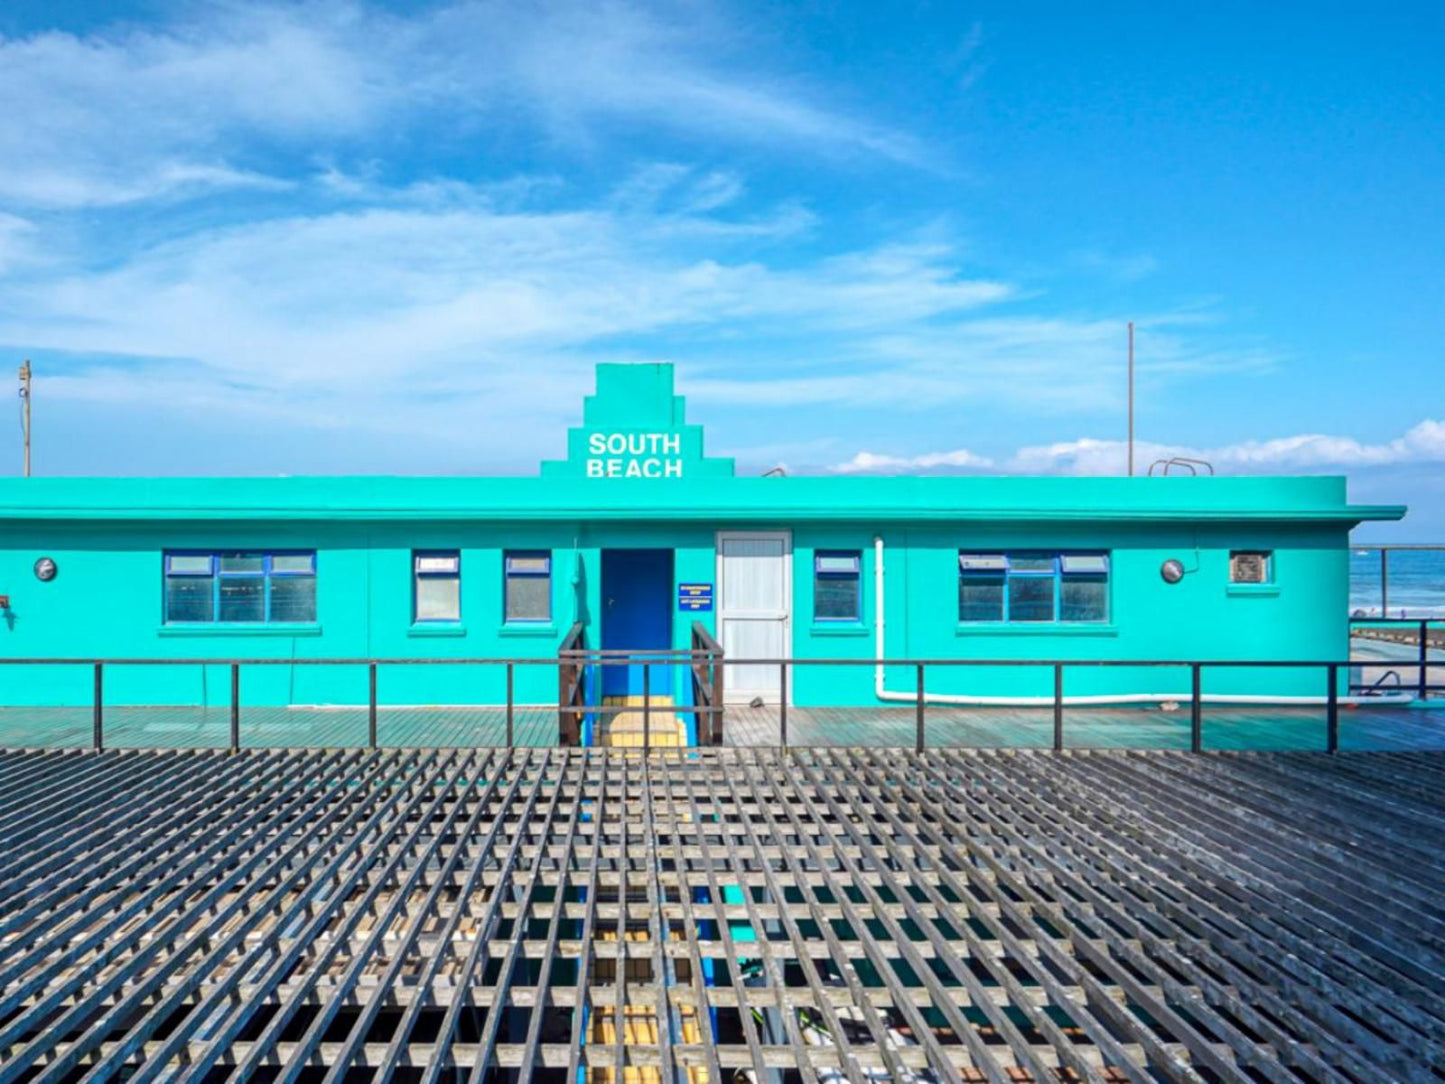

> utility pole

[
  {"left": 1126, "top": 322, "right": 1134, "bottom": 477},
  {"left": 18, "top": 359, "right": 32, "bottom": 478}
]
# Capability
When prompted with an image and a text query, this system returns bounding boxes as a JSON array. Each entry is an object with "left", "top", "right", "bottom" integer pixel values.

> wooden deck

[
  {"left": 0, "top": 705, "right": 561, "bottom": 749},
  {"left": 0, "top": 701, "right": 1440, "bottom": 751},
  {"left": 722, "top": 702, "right": 1445, "bottom": 751}
]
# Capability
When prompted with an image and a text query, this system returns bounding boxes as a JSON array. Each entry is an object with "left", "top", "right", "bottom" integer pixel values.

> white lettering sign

[{"left": 584, "top": 432, "right": 684, "bottom": 478}]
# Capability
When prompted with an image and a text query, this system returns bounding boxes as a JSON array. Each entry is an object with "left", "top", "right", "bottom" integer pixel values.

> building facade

[{"left": 0, "top": 363, "right": 1404, "bottom": 710}]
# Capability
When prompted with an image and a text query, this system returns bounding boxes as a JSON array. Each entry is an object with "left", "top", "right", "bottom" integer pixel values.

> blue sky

[{"left": 0, "top": 1, "right": 1440, "bottom": 536}]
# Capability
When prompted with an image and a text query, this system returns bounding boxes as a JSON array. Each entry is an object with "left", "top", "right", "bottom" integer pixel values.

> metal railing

[
  {"left": 0, "top": 646, "right": 1439, "bottom": 754},
  {"left": 1348, "top": 616, "right": 1444, "bottom": 701},
  {"left": 1350, "top": 543, "right": 1445, "bottom": 617}
]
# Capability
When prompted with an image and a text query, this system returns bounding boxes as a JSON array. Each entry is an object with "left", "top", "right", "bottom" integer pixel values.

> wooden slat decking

[
  {"left": 722, "top": 702, "right": 1445, "bottom": 751},
  {"left": 0, "top": 705, "right": 559, "bottom": 749},
  {"left": 1, "top": 701, "right": 1441, "bottom": 750}
]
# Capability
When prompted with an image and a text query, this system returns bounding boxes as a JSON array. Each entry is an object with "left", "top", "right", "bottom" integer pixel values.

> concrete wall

[
  {"left": 790, "top": 521, "right": 1348, "bottom": 703},
  {"left": 0, "top": 517, "right": 1348, "bottom": 706}
]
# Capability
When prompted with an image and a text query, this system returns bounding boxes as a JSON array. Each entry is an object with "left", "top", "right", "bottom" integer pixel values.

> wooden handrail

[
  {"left": 557, "top": 622, "right": 586, "bottom": 744},
  {"left": 689, "top": 622, "right": 724, "bottom": 745}
]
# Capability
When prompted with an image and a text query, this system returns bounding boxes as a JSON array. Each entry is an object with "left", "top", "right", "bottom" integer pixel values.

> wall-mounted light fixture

[
  {"left": 33, "top": 557, "right": 57, "bottom": 582},
  {"left": 1160, "top": 558, "right": 1186, "bottom": 584}
]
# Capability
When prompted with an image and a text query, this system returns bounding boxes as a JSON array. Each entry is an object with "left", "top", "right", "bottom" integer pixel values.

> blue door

[{"left": 601, "top": 549, "right": 674, "bottom": 697}]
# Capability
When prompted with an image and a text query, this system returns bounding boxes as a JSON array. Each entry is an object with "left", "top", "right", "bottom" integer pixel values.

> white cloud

[
  {"left": 834, "top": 448, "right": 994, "bottom": 473},
  {"left": 832, "top": 420, "right": 1445, "bottom": 477},
  {"left": 0, "top": 1, "right": 927, "bottom": 209}
]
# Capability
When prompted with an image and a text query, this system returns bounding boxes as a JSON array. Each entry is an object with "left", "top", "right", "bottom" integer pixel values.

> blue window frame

[
  {"left": 504, "top": 551, "right": 551, "bottom": 623},
  {"left": 958, "top": 551, "right": 1109, "bottom": 623},
  {"left": 814, "top": 550, "right": 862, "bottom": 621},
  {"left": 414, "top": 551, "right": 461, "bottom": 623},
  {"left": 163, "top": 551, "right": 317, "bottom": 624}
]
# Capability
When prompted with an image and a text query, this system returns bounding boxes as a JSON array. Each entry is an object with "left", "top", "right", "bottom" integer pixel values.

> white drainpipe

[{"left": 871, "top": 535, "right": 1407, "bottom": 707}]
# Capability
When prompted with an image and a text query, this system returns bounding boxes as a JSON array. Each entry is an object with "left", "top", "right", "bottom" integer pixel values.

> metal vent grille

[{"left": 1230, "top": 550, "right": 1270, "bottom": 583}]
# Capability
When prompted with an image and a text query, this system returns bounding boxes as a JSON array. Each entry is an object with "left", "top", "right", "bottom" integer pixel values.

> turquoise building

[{"left": 0, "top": 363, "right": 1405, "bottom": 712}]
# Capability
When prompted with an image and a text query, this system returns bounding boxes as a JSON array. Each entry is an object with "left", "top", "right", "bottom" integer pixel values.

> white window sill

[
  {"left": 1227, "top": 584, "right": 1280, "bottom": 597},
  {"left": 498, "top": 623, "right": 558, "bottom": 637}
]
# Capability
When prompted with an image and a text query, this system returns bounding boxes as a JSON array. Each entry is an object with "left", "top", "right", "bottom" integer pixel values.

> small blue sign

[{"left": 677, "top": 582, "right": 714, "bottom": 611}]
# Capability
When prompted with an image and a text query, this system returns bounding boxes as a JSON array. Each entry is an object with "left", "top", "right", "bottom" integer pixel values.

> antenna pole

[
  {"left": 18, "top": 359, "right": 31, "bottom": 478},
  {"left": 1126, "top": 322, "right": 1134, "bottom": 477}
]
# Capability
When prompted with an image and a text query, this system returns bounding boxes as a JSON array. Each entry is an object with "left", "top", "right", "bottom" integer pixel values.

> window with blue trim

[
  {"left": 958, "top": 552, "right": 1109, "bottom": 623},
  {"left": 504, "top": 551, "right": 551, "bottom": 623},
  {"left": 163, "top": 551, "right": 317, "bottom": 624},
  {"left": 414, "top": 551, "right": 461, "bottom": 622},
  {"left": 814, "top": 550, "right": 861, "bottom": 621}
]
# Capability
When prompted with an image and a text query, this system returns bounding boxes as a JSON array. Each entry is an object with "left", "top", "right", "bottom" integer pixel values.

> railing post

[
  {"left": 914, "top": 664, "right": 925, "bottom": 754},
  {"left": 1380, "top": 548, "right": 1388, "bottom": 616},
  {"left": 558, "top": 657, "right": 572, "bottom": 747},
  {"left": 1419, "top": 620, "right": 1429, "bottom": 701},
  {"left": 642, "top": 662, "right": 651, "bottom": 753},
  {"left": 1190, "top": 663, "right": 1203, "bottom": 754},
  {"left": 1053, "top": 663, "right": 1064, "bottom": 752},
  {"left": 1327, "top": 663, "right": 1340, "bottom": 754},
  {"left": 230, "top": 663, "right": 240, "bottom": 753},
  {"left": 93, "top": 662, "right": 103, "bottom": 753},
  {"left": 779, "top": 663, "right": 788, "bottom": 750},
  {"left": 368, "top": 662, "right": 377, "bottom": 749},
  {"left": 506, "top": 663, "right": 515, "bottom": 748},
  {"left": 714, "top": 654, "right": 724, "bottom": 746}
]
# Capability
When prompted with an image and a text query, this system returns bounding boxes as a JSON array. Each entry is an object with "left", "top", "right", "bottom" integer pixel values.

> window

[
  {"left": 814, "top": 550, "right": 861, "bottom": 621},
  {"left": 1230, "top": 550, "right": 1273, "bottom": 584},
  {"left": 504, "top": 551, "right": 551, "bottom": 622},
  {"left": 958, "top": 551, "right": 1109, "bottom": 623},
  {"left": 164, "top": 551, "right": 316, "bottom": 624},
  {"left": 414, "top": 551, "right": 461, "bottom": 622}
]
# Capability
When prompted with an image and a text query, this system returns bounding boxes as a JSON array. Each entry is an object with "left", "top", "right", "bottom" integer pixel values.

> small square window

[
  {"left": 1230, "top": 551, "right": 1273, "bottom": 584},
  {"left": 414, "top": 550, "right": 461, "bottom": 622},
  {"left": 814, "top": 550, "right": 861, "bottom": 621},
  {"left": 505, "top": 550, "right": 551, "bottom": 622}
]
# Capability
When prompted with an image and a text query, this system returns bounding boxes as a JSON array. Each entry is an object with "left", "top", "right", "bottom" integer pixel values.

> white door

[{"left": 716, "top": 531, "right": 791, "bottom": 703}]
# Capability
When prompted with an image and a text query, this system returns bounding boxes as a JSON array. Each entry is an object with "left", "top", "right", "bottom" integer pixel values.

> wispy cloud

[
  {"left": 832, "top": 419, "right": 1445, "bottom": 476},
  {"left": 0, "top": 1, "right": 929, "bottom": 210}
]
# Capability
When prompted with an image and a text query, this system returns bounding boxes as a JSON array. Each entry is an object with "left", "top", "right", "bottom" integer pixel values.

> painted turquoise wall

[
  {"left": 790, "top": 522, "right": 1349, "bottom": 702},
  {"left": 0, "top": 516, "right": 1349, "bottom": 706}
]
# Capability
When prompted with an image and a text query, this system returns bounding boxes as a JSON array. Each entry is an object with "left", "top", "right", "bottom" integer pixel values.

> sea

[{"left": 1350, "top": 547, "right": 1445, "bottom": 618}]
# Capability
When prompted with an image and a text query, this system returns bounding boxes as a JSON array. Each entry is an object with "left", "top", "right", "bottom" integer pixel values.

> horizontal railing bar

[
  {"left": 0, "top": 656, "right": 1435, "bottom": 668},
  {"left": 1347, "top": 543, "right": 1445, "bottom": 550}
]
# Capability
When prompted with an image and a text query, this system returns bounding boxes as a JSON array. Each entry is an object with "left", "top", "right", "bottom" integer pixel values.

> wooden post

[
  {"left": 558, "top": 659, "right": 574, "bottom": 746},
  {"left": 714, "top": 654, "right": 725, "bottom": 746}
]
